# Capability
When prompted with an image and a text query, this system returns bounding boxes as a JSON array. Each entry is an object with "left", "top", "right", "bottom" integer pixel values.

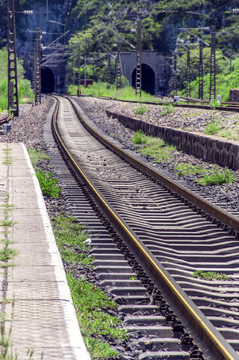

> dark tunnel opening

[
  {"left": 41, "top": 67, "right": 55, "bottom": 93},
  {"left": 132, "top": 63, "right": 155, "bottom": 95}
]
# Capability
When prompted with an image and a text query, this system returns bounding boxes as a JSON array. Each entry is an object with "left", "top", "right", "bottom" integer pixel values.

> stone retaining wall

[{"left": 106, "top": 110, "right": 239, "bottom": 170}]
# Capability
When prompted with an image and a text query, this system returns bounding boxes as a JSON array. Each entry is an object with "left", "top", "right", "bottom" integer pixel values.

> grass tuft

[
  {"left": 132, "top": 130, "right": 147, "bottom": 144},
  {"left": 27, "top": 148, "right": 51, "bottom": 165},
  {"left": 192, "top": 270, "right": 232, "bottom": 280},
  {"left": 204, "top": 120, "right": 221, "bottom": 135},
  {"left": 52, "top": 214, "right": 126, "bottom": 358},
  {"left": 138, "top": 137, "right": 176, "bottom": 162},
  {"left": 161, "top": 105, "right": 175, "bottom": 116},
  {"left": 174, "top": 163, "right": 207, "bottom": 176},
  {"left": 133, "top": 104, "right": 148, "bottom": 115},
  {"left": 35, "top": 169, "right": 61, "bottom": 198},
  {"left": 195, "top": 165, "right": 236, "bottom": 185}
]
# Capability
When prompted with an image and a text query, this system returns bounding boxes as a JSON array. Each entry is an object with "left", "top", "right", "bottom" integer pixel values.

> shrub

[
  {"left": 132, "top": 129, "right": 147, "bottom": 144},
  {"left": 195, "top": 166, "right": 236, "bottom": 185},
  {"left": 36, "top": 169, "right": 61, "bottom": 198}
]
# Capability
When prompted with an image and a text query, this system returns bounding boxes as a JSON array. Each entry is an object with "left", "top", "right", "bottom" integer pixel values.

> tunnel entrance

[
  {"left": 41, "top": 67, "right": 55, "bottom": 93},
  {"left": 132, "top": 63, "right": 155, "bottom": 95}
]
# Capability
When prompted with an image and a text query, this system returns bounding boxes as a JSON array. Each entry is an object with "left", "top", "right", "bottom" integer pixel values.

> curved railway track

[{"left": 51, "top": 95, "right": 239, "bottom": 360}]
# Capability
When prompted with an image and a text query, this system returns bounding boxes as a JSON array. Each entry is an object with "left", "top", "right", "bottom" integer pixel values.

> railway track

[
  {"left": 90, "top": 94, "right": 239, "bottom": 113},
  {"left": 51, "top": 95, "right": 239, "bottom": 360}
]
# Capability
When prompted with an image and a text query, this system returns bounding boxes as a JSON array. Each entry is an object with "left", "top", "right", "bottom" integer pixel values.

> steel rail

[
  {"left": 87, "top": 94, "right": 239, "bottom": 112},
  {"left": 69, "top": 97, "right": 239, "bottom": 233},
  {"left": 51, "top": 95, "right": 239, "bottom": 360}
]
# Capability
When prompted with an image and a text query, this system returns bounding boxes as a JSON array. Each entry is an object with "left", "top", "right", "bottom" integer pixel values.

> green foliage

[
  {"left": 161, "top": 105, "right": 175, "bottom": 116},
  {"left": 0, "top": 48, "right": 34, "bottom": 110},
  {"left": 178, "top": 56, "right": 239, "bottom": 102},
  {"left": 52, "top": 214, "right": 94, "bottom": 266},
  {"left": 52, "top": 214, "right": 125, "bottom": 358},
  {"left": 67, "top": 273, "right": 127, "bottom": 358},
  {"left": 132, "top": 130, "right": 147, "bottom": 144},
  {"left": 35, "top": 169, "right": 61, "bottom": 198},
  {"left": 68, "top": 81, "right": 159, "bottom": 103},
  {"left": 204, "top": 120, "right": 221, "bottom": 135},
  {"left": 174, "top": 163, "right": 207, "bottom": 176},
  {"left": 27, "top": 148, "right": 51, "bottom": 165},
  {"left": 192, "top": 270, "right": 232, "bottom": 280},
  {"left": 133, "top": 104, "right": 148, "bottom": 115},
  {"left": 138, "top": 136, "right": 177, "bottom": 161},
  {"left": 195, "top": 166, "right": 236, "bottom": 185}
]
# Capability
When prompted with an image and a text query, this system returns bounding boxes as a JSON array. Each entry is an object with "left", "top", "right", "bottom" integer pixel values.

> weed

[
  {"left": 129, "top": 276, "right": 137, "bottom": 280},
  {"left": 52, "top": 214, "right": 126, "bottom": 357},
  {"left": 0, "top": 220, "right": 16, "bottom": 228},
  {"left": 216, "top": 128, "right": 239, "bottom": 141},
  {"left": 133, "top": 104, "right": 148, "bottom": 115},
  {"left": 36, "top": 169, "right": 61, "bottom": 198},
  {"left": 52, "top": 214, "right": 94, "bottom": 266},
  {"left": 27, "top": 148, "right": 51, "bottom": 165},
  {"left": 2, "top": 146, "right": 12, "bottom": 166},
  {"left": 0, "top": 246, "right": 17, "bottom": 261},
  {"left": 204, "top": 120, "right": 221, "bottom": 135},
  {"left": 161, "top": 105, "right": 175, "bottom": 116},
  {"left": 139, "top": 137, "right": 176, "bottom": 162},
  {"left": 184, "top": 111, "right": 200, "bottom": 118},
  {"left": 67, "top": 273, "right": 127, "bottom": 338},
  {"left": 132, "top": 130, "right": 147, "bottom": 144},
  {"left": 174, "top": 163, "right": 207, "bottom": 176},
  {"left": 195, "top": 165, "right": 236, "bottom": 185},
  {"left": 68, "top": 82, "right": 159, "bottom": 103},
  {"left": 192, "top": 270, "right": 232, "bottom": 280},
  {"left": 0, "top": 324, "right": 35, "bottom": 359}
]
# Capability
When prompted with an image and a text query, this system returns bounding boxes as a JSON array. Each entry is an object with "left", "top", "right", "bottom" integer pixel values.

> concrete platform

[{"left": 0, "top": 143, "right": 91, "bottom": 360}]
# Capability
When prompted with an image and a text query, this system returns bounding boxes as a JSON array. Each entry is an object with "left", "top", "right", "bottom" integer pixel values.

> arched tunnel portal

[
  {"left": 41, "top": 67, "right": 55, "bottom": 93},
  {"left": 132, "top": 63, "right": 155, "bottom": 95}
]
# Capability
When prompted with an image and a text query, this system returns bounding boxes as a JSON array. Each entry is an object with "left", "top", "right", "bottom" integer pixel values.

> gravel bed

[
  {"left": 72, "top": 96, "right": 239, "bottom": 215},
  {"left": 1, "top": 95, "right": 239, "bottom": 358},
  {"left": 0, "top": 96, "right": 136, "bottom": 359}
]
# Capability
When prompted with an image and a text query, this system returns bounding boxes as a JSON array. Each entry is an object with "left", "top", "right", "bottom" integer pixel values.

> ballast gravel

[{"left": 73, "top": 96, "right": 239, "bottom": 215}]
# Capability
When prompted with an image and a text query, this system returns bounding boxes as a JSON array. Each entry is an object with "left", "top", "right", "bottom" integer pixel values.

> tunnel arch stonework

[
  {"left": 131, "top": 63, "right": 155, "bottom": 95},
  {"left": 121, "top": 51, "right": 171, "bottom": 96}
]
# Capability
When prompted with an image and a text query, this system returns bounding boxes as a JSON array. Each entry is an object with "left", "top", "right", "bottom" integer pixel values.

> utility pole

[
  {"left": 116, "top": 41, "right": 121, "bottom": 90},
  {"left": 34, "top": 28, "right": 41, "bottom": 105},
  {"left": 84, "top": 54, "right": 86, "bottom": 89},
  {"left": 108, "top": 54, "right": 111, "bottom": 86},
  {"left": 78, "top": 53, "right": 81, "bottom": 96},
  {"left": 186, "top": 46, "right": 191, "bottom": 97},
  {"left": 209, "top": 25, "right": 216, "bottom": 101},
  {"left": 7, "top": 0, "right": 19, "bottom": 116},
  {"left": 173, "top": 53, "right": 177, "bottom": 96},
  {"left": 135, "top": 19, "right": 141, "bottom": 97},
  {"left": 198, "top": 40, "right": 203, "bottom": 100}
]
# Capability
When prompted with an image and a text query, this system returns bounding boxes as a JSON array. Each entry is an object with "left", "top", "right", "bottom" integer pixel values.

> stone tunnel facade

[{"left": 120, "top": 51, "right": 172, "bottom": 96}]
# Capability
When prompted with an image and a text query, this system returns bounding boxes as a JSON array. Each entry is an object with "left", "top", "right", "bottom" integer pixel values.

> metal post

[
  {"left": 187, "top": 46, "right": 191, "bottom": 98},
  {"left": 84, "top": 54, "right": 86, "bottom": 89},
  {"left": 7, "top": 0, "right": 19, "bottom": 116},
  {"left": 78, "top": 53, "right": 81, "bottom": 96},
  {"left": 173, "top": 53, "right": 177, "bottom": 97},
  {"left": 209, "top": 25, "right": 216, "bottom": 101},
  {"left": 135, "top": 19, "right": 141, "bottom": 97},
  {"left": 198, "top": 40, "right": 204, "bottom": 100},
  {"left": 108, "top": 54, "right": 111, "bottom": 86},
  {"left": 34, "top": 28, "right": 41, "bottom": 104},
  {"left": 116, "top": 41, "right": 121, "bottom": 90}
]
